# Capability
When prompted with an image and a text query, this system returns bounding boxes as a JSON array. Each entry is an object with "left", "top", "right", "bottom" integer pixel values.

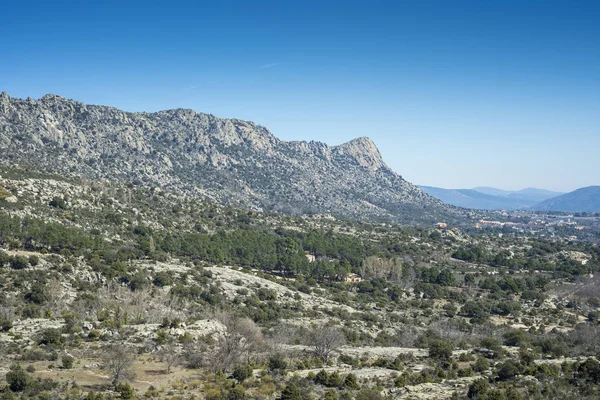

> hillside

[
  {"left": 421, "top": 186, "right": 563, "bottom": 210},
  {"left": 533, "top": 186, "right": 600, "bottom": 212},
  {"left": 420, "top": 186, "right": 534, "bottom": 210},
  {"left": 0, "top": 92, "right": 458, "bottom": 224},
  {"left": 1, "top": 167, "right": 600, "bottom": 399},
  {"left": 504, "top": 188, "right": 564, "bottom": 203},
  {"left": 472, "top": 187, "right": 563, "bottom": 203}
]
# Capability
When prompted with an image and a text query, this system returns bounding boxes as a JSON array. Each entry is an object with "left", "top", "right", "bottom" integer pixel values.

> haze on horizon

[{"left": 1, "top": 0, "right": 598, "bottom": 193}]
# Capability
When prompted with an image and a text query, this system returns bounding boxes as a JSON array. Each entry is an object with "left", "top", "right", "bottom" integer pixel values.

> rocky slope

[{"left": 0, "top": 92, "right": 456, "bottom": 223}]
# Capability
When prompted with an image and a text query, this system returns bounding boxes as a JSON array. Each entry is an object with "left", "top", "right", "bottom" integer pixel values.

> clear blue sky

[{"left": 1, "top": 1, "right": 598, "bottom": 192}]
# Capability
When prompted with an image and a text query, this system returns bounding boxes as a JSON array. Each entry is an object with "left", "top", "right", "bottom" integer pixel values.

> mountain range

[
  {"left": 0, "top": 92, "right": 459, "bottom": 224},
  {"left": 471, "top": 187, "right": 564, "bottom": 203},
  {"left": 420, "top": 185, "right": 600, "bottom": 212},
  {"left": 419, "top": 186, "right": 546, "bottom": 210}
]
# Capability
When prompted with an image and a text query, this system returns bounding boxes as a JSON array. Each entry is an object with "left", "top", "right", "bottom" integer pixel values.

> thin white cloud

[
  {"left": 184, "top": 85, "right": 198, "bottom": 93},
  {"left": 260, "top": 62, "right": 279, "bottom": 69}
]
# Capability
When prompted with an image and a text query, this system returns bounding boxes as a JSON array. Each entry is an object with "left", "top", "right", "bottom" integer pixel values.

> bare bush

[
  {"left": 184, "top": 312, "right": 265, "bottom": 373},
  {"left": 46, "top": 279, "right": 68, "bottom": 316},
  {"left": 576, "top": 276, "right": 600, "bottom": 298},
  {"left": 568, "top": 324, "right": 600, "bottom": 356},
  {"left": 429, "top": 320, "right": 469, "bottom": 343},
  {"left": 95, "top": 283, "right": 189, "bottom": 324},
  {"left": 269, "top": 323, "right": 301, "bottom": 349},
  {"left": 361, "top": 256, "right": 403, "bottom": 281}
]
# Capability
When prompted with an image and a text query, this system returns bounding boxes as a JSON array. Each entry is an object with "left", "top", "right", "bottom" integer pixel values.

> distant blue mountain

[
  {"left": 471, "top": 187, "right": 512, "bottom": 197},
  {"left": 419, "top": 186, "right": 564, "bottom": 210},
  {"left": 473, "top": 187, "right": 563, "bottom": 203},
  {"left": 532, "top": 186, "right": 600, "bottom": 212}
]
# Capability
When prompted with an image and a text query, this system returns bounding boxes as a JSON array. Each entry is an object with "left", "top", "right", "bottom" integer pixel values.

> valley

[
  {"left": 0, "top": 166, "right": 599, "bottom": 399},
  {"left": 2, "top": 2, "right": 599, "bottom": 398}
]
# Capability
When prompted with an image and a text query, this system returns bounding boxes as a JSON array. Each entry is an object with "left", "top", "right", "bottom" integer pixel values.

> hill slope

[
  {"left": 420, "top": 186, "right": 535, "bottom": 210},
  {"left": 421, "top": 185, "right": 563, "bottom": 210},
  {"left": 505, "top": 187, "right": 564, "bottom": 203},
  {"left": 471, "top": 186, "right": 512, "bottom": 197},
  {"left": 0, "top": 92, "right": 456, "bottom": 224},
  {"left": 472, "top": 187, "right": 563, "bottom": 203},
  {"left": 532, "top": 186, "right": 600, "bottom": 212}
]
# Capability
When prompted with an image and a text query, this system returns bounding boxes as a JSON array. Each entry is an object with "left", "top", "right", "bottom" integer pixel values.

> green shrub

[
  {"left": 6, "top": 364, "right": 30, "bottom": 392},
  {"left": 49, "top": 197, "right": 67, "bottom": 209},
  {"left": 315, "top": 369, "right": 329, "bottom": 385},
  {"left": 155, "top": 328, "right": 168, "bottom": 345},
  {"left": 152, "top": 271, "right": 173, "bottom": 287},
  {"left": 354, "top": 388, "right": 385, "bottom": 400},
  {"left": 0, "top": 314, "right": 13, "bottom": 332},
  {"left": 503, "top": 329, "right": 529, "bottom": 347},
  {"left": 87, "top": 329, "right": 101, "bottom": 340},
  {"left": 428, "top": 339, "right": 454, "bottom": 361},
  {"left": 226, "top": 385, "right": 247, "bottom": 400},
  {"left": 323, "top": 389, "right": 338, "bottom": 400},
  {"left": 115, "top": 382, "right": 134, "bottom": 399},
  {"left": 62, "top": 355, "right": 74, "bottom": 369},
  {"left": 268, "top": 353, "right": 287, "bottom": 374},
  {"left": 28, "top": 255, "right": 40, "bottom": 266},
  {"left": 497, "top": 360, "right": 521, "bottom": 381},
  {"left": 257, "top": 288, "right": 277, "bottom": 301},
  {"left": 480, "top": 337, "right": 504, "bottom": 358},
  {"left": 0, "top": 250, "right": 9, "bottom": 267},
  {"left": 280, "top": 382, "right": 302, "bottom": 400},
  {"left": 10, "top": 255, "right": 29, "bottom": 270},
  {"left": 0, "top": 188, "right": 12, "bottom": 200},
  {"left": 327, "top": 371, "right": 343, "bottom": 387},
  {"left": 232, "top": 364, "right": 253, "bottom": 382},
  {"left": 38, "top": 328, "right": 63, "bottom": 346},
  {"left": 22, "top": 304, "right": 40, "bottom": 318},
  {"left": 473, "top": 357, "right": 490, "bottom": 372},
  {"left": 25, "top": 282, "right": 48, "bottom": 305},
  {"left": 344, "top": 373, "right": 360, "bottom": 389},
  {"left": 467, "top": 378, "right": 489, "bottom": 399},
  {"left": 577, "top": 358, "right": 600, "bottom": 384}
]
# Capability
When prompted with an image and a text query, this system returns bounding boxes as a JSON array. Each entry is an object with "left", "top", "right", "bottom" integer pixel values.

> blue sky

[{"left": 1, "top": 1, "right": 598, "bottom": 192}]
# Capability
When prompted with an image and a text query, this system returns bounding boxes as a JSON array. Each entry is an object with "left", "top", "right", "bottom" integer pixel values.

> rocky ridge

[{"left": 0, "top": 92, "right": 456, "bottom": 223}]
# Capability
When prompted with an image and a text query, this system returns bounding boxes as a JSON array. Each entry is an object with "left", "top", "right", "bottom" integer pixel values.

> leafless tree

[
  {"left": 399, "top": 266, "right": 417, "bottom": 290},
  {"left": 575, "top": 275, "right": 600, "bottom": 298},
  {"left": 157, "top": 341, "right": 180, "bottom": 374},
  {"left": 361, "top": 256, "right": 403, "bottom": 281},
  {"left": 95, "top": 283, "right": 189, "bottom": 325},
  {"left": 430, "top": 320, "right": 468, "bottom": 343},
  {"left": 307, "top": 324, "right": 346, "bottom": 362},
  {"left": 210, "top": 312, "right": 264, "bottom": 372},
  {"left": 46, "top": 279, "right": 67, "bottom": 316},
  {"left": 183, "top": 341, "right": 209, "bottom": 369},
  {"left": 269, "top": 323, "right": 300, "bottom": 350},
  {"left": 0, "top": 295, "right": 15, "bottom": 319},
  {"left": 568, "top": 324, "right": 600, "bottom": 356},
  {"left": 102, "top": 344, "right": 136, "bottom": 386}
]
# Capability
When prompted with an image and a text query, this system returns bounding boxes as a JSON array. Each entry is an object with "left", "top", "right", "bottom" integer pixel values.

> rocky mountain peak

[
  {"left": 0, "top": 92, "right": 9, "bottom": 110},
  {"left": 40, "top": 93, "right": 63, "bottom": 102},
  {"left": 0, "top": 92, "right": 456, "bottom": 224},
  {"left": 334, "top": 136, "right": 386, "bottom": 171}
]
